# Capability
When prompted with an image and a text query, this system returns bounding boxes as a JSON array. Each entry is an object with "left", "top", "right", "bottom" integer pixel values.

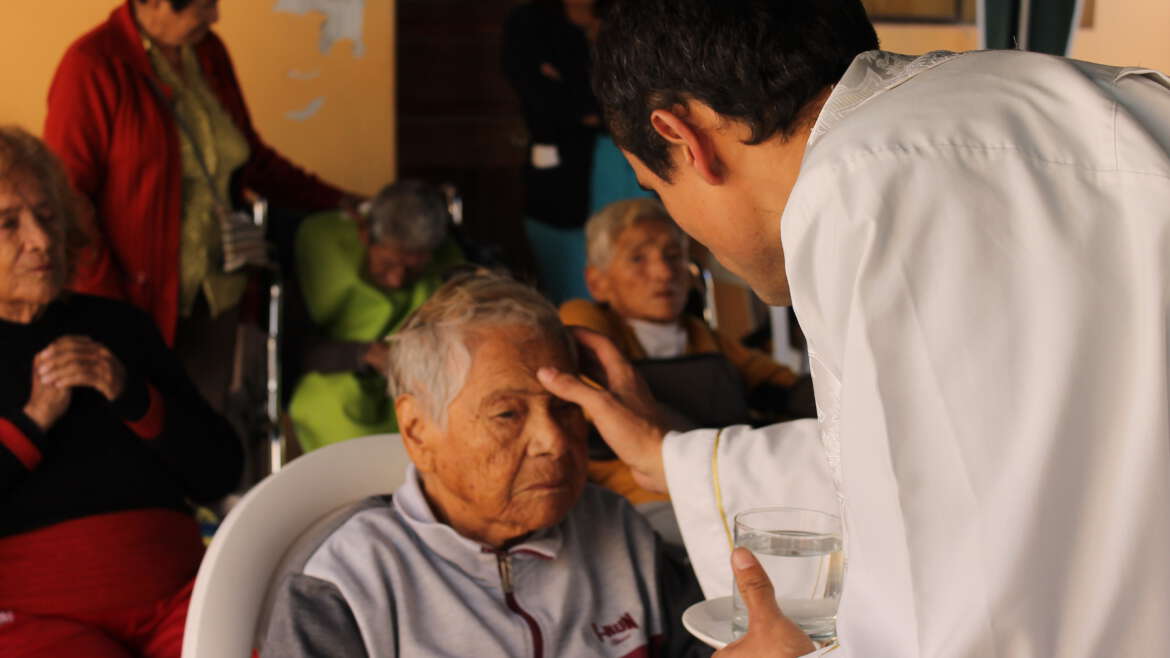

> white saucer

[{"left": 681, "top": 595, "right": 736, "bottom": 649}]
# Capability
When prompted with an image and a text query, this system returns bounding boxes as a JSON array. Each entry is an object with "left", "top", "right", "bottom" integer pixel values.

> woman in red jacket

[{"left": 43, "top": 0, "right": 354, "bottom": 414}]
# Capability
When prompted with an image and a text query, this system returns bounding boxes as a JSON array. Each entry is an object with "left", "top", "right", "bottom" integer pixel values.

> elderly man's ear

[
  {"left": 584, "top": 265, "right": 611, "bottom": 303},
  {"left": 396, "top": 394, "right": 436, "bottom": 474}
]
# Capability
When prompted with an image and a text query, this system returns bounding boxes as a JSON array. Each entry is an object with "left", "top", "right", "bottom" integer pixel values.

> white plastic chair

[{"left": 182, "top": 433, "right": 409, "bottom": 658}]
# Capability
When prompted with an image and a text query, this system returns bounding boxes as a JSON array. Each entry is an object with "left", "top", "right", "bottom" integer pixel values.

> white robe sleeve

[{"left": 662, "top": 420, "right": 837, "bottom": 598}]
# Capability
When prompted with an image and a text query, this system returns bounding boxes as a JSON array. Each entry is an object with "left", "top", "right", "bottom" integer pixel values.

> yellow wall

[
  {"left": 875, "top": 23, "right": 978, "bottom": 54},
  {"left": 875, "top": 0, "right": 1170, "bottom": 73},
  {"left": 4, "top": 0, "right": 1167, "bottom": 198},
  {"left": 1, "top": 1, "right": 394, "bottom": 196},
  {"left": 1071, "top": 0, "right": 1170, "bottom": 71}
]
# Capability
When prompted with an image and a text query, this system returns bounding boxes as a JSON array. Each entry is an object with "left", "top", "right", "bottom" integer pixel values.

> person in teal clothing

[
  {"left": 589, "top": 134, "right": 653, "bottom": 215},
  {"left": 289, "top": 180, "right": 463, "bottom": 452}
]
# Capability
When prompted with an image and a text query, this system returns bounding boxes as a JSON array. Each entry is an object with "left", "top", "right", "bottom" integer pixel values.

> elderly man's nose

[{"left": 528, "top": 413, "right": 572, "bottom": 457}]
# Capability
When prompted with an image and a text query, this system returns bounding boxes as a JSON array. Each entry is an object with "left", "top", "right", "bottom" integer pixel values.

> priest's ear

[
  {"left": 648, "top": 106, "right": 724, "bottom": 186},
  {"left": 396, "top": 394, "right": 437, "bottom": 474}
]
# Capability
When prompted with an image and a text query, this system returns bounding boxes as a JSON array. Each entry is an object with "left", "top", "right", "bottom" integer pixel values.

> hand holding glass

[{"left": 732, "top": 507, "right": 844, "bottom": 643}]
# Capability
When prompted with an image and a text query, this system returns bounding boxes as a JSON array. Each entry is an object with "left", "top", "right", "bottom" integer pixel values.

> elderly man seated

[{"left": 263, "top": 273, "right": 707, "bottom": 658}]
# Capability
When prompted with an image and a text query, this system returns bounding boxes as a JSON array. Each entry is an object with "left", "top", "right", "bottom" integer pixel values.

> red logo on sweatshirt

[{"left": 592, "top": 612, "right": 639, "bottom": 644}]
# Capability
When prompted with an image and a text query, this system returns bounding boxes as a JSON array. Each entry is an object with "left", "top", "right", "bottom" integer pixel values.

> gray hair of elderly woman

[
  {"left": 584, "top": 197, "right": 687, "bottom": 268},
  {"left": 387, "top": 272, "right": 576, "bottom": 426},
  {"left": 0, "top": 126, "right": 86, "bottom": 279},
  {"left": 366, "top": 180, "right": 451, "bottom": 252}
]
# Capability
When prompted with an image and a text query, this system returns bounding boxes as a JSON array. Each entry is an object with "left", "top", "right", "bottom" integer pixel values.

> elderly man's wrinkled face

[
  {"left": 0, "top": 175, "right": 66, "bottom": 314},
  {"left": 401, "top": 324, "right": 588, "bottom": 547}
]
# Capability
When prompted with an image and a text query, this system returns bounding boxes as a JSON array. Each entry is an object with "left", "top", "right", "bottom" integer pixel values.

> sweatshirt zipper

[{"left": 497, "top": 552, "right": 544, "bottom": 658}]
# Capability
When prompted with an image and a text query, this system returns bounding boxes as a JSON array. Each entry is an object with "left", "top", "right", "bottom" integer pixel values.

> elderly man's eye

[
  {"left": 493, "top": 409, "right": 521, "bottom": 421},
  {"left": 551, "top": 399, "right": 582, "bottom": 417}
]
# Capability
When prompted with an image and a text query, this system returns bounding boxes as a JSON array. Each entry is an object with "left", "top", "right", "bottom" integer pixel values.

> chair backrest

[
  {"left": 182, "top": 433, "right": 409, "bottom": 658},
  {"left": 635, "top": 353, "right": 750, "bottom": 427}
]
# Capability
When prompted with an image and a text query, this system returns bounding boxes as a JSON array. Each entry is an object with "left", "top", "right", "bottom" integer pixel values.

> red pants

[
  {"left": 0, "top": 509, "right": 205, "bottom": 658},
  {"left": 0, "top": 578, "right": 193, "bottom": 657}
]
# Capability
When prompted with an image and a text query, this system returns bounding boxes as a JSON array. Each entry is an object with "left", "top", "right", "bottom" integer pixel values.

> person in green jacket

[{"left": 289, "top": 180, "right": 463, "bottom": 452}]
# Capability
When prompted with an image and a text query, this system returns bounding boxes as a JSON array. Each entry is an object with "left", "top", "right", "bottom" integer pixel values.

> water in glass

[{"left": 732, "top": 529, "right": 844, "bottom": 642}]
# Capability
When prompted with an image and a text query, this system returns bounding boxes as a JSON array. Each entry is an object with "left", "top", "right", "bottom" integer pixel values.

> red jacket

[{"left": 44, "top": 2, "right": 344, "bottom": 344}]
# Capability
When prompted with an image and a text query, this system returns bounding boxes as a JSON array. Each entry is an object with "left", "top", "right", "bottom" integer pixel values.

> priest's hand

[
  {"left": 716, "top": 548, "right": 817, "bottom": 657},
  {"left": 537, "top": 327, "right": 669, "bottom": 493}
]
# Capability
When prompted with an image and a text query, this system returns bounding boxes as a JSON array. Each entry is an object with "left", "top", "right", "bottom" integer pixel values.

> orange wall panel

[{"left": 1, "top": 0, "right": 394, "bottom": 196}]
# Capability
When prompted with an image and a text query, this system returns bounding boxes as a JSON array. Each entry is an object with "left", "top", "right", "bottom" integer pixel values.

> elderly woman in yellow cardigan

[{"left": 559, "top": 198, "right": 808, "bottom": 507}]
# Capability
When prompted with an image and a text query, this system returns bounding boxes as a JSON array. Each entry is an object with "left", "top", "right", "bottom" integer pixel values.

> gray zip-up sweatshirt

[{"left": 262, "top": 466, "right": 708, "bottom": 657}]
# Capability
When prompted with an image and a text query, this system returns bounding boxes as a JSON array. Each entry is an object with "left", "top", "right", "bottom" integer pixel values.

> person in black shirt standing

[
  {"left": 0, "top": 126, "right": 242, "bottom": 658},
  {"left": 502, "top": 0, "right": 602, "bottom": 303}
]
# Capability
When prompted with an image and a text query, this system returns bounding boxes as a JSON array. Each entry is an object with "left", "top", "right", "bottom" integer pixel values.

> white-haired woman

[
  {"left": 288, "top": 180, "right": 464, "bottom": 452},
  {"left": 560, "top": 198, "right": 810, "bottom": 507},
  {"left": 0, "top": 128, "right": 241, "bottom": 656}
]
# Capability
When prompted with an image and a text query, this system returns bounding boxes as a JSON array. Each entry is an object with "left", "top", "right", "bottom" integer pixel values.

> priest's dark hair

[{"left": 593, "top": 0, "right": 878, "bottom": 181}]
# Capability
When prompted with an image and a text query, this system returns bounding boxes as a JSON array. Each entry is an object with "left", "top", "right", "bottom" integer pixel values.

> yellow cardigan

[{"left": 559, "top": 299, "right": 797, "bottom": 505}]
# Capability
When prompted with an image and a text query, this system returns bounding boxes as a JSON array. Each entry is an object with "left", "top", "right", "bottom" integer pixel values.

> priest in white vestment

[{"left": 538, "top": 1, "right": 1170, "bottom": 656}]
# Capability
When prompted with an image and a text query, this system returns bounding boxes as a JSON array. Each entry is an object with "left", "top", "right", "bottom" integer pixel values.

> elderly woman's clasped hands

[{"left": 24, "top": 335, "right": 126, "bottom": 431}]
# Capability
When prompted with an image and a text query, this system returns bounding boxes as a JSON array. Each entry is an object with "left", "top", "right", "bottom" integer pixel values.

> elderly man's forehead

[
  {"left": 465, "top": 322, "right": 569, "bottom": 353},
  {"left": 455, "top": 325, "right": 574, "bottom": 402},
  {"left": 462, "top": 323, "right": 573, "bottom": 369},
  {"left": 478, "top": 387, "right": 559, "bottom": 409}
]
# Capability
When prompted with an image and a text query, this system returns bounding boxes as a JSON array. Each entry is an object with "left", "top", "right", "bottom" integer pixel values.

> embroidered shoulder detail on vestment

[{"left": 809, "top": 50, "right": 962, "bottom": 146}]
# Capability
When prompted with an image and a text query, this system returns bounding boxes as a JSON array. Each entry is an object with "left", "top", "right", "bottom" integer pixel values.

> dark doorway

[{"left": 396, "top": 0, "right": 534, "bottom": 275}]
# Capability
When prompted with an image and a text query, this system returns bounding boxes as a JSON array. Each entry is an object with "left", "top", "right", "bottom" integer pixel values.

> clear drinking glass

[{"left": 731, "top": 507, "right": 844, "bottom": 643}]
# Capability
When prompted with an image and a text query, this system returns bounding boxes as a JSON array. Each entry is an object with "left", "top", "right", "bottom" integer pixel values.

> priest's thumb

[
  {"left": 732, "top": 548, "right": 784, "bottom": 625},
  {"left": 723, "top": 548, "right": 816, "bottom": 656}
]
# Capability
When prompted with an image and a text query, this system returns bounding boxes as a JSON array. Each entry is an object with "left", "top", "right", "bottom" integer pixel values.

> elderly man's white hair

[
  {"left": 387, "top": 272, "right": 577, "bottom": 425},
  {"left": 366, "top": 179, "right": 450, "bottom": 252},
  {"left": 584, "top": 197, "right": 687, "bottom": 268}
]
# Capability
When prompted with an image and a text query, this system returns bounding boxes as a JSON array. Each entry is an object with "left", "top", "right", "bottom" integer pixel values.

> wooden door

[{"left": 397, "top": 0, "right": 534, "bottom": 274}]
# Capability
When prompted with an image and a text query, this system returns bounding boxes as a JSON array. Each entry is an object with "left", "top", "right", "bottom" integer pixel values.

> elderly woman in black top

[{"left": 0, "top": 127, "right": 241, "bottom": 657}]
